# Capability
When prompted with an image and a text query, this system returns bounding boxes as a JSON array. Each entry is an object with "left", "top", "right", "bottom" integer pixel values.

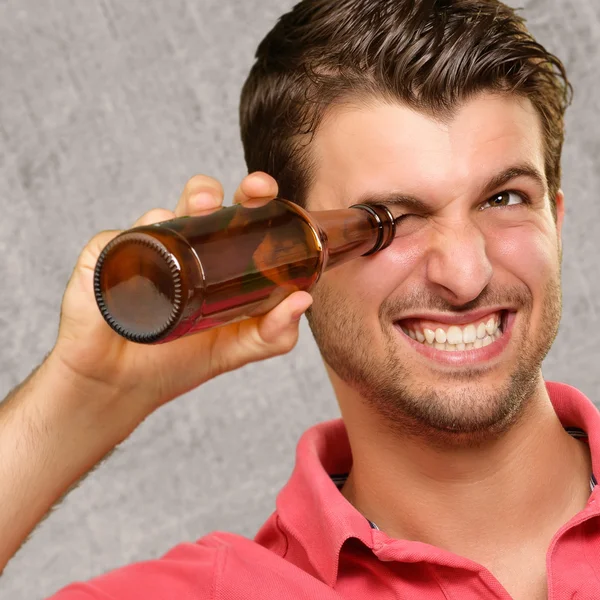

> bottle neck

[{"left": 310, "top": 203, "right": 396, "bottom": 271}]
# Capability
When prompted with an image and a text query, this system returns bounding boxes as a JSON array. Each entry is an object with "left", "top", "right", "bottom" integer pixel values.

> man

[{"left": 1, "top": 0, "right": 597, "bottom": 598}]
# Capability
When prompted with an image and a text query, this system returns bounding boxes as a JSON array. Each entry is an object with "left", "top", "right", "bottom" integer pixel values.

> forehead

[{"left": 308, "top": 93, "right": 545, "bottom": 210}]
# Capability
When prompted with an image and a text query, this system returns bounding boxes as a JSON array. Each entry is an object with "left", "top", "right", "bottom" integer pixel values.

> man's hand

[
  {"left": 51, "top": 171, "right": 312, "bottom": 426},
  {"left": 0, "top": 172, "right": 312, "bottom": 572}
]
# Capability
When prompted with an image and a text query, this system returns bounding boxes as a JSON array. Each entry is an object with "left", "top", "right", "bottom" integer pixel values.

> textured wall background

[{"left": 0, "top": 0, "right": 598, "bottom": 597}]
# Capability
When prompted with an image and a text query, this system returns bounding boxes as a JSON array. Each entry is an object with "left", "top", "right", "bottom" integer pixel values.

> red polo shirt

[{"left": 52, "top": 382, "right": 600, "bottom": 599}]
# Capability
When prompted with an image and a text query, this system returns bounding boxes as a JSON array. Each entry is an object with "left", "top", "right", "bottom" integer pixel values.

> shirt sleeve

[{"left": 46, "top": 539, "right": 221, "bottom": 600}]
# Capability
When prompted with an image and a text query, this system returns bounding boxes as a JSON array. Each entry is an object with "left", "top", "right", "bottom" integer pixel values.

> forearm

[{"left": 0, "top": 353, "right": 134, "bottom": 572}]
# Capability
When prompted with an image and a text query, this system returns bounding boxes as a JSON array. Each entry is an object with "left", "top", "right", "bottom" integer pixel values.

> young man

[{"left": 1, "top": 0, "right": 597, "bottom": 598}]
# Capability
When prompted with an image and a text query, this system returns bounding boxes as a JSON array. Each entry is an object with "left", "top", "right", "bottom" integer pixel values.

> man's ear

[{"left": 555, "top": 189, "right": 565, "bottom": 256}]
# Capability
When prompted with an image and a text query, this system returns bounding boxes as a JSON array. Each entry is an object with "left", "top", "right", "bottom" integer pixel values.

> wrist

[{"left": 42, "top": 349, "right": 148, "bottom": 444}]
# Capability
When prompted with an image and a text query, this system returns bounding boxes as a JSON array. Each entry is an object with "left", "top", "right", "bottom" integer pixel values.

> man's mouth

[{"left": 395, "top": 309, "right": 511, "bottom": 352}]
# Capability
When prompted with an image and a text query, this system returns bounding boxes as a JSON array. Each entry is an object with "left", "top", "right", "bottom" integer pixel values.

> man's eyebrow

[
  {"left": 353, "top": 163, "right": 547, "bottom": 212},
  {"left": 481, "top": 163, "right": 547, "bottom": 196},
  {"left": 355, "top": 192, "right": 429, "bottom": 213}
]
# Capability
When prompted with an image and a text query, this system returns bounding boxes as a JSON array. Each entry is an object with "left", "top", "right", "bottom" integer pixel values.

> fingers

[
  {"left": 174, "top": 174, "right": 224, "bottom": 218},
  {"left": 233, "top": 172, "right": 279, "bottom": 205},
  {"left": 236, "top": 290, "right": 313, "bottom": 364},
  {"left": 66, "top": 229, "right": 123, "bottom": 298},
  {"left": 172, "top": 171, "right": 279, "bottom": 220},
  {"left": 76, "top": 172, "right": 278, "bottom": 285},
  {"left": 256, "top": 290, "right": 313, "bottom": 345},
  {"left": 206, "top": 290, "right": 312, "bottom": 378},
  {"left": 205, "top": 290, "right": 312, "bottom": 379},
  {"left": 75, "top": 230, "right": 122, "bottom": 271},
  {"left": 74, "top": 206, "right": 176, "bottom": 278}
]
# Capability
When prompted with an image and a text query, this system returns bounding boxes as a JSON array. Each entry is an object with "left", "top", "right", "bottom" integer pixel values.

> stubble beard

[{"left": 306, "top": 275, "right": 562, "bottom": 447}]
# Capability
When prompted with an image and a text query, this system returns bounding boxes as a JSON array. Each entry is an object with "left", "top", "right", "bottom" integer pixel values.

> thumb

[
  {"left": 220, "top": 291, "right": 313, "bottom": 371},
  {"left": 257, "top": 291, "right": 313, "bottom": 345}
]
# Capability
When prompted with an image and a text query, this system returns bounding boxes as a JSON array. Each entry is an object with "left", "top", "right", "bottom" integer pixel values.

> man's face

[{"left": 305, "top": 93, "right": 565, "bottom": 442}]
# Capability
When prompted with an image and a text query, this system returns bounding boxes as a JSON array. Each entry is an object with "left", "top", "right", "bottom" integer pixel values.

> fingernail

[
  {"left": 291, "top": 311, "right": 304, "bottom": 322},
  {"left": 192, "top": 192, "right": 219, "bottom": 209}
]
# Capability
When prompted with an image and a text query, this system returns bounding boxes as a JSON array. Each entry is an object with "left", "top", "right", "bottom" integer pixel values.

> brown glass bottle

[{"left": 94, "top": 198, "right": 396, "bottom": 344}]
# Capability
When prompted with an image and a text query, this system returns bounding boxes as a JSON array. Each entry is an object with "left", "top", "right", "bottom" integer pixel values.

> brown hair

[{"left": 240, "top": 0, "right": 571, "bottom": 218}]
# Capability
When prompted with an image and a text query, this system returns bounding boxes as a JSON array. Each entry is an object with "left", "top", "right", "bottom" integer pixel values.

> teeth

[
  {"left": 476, "top": 322, "right": 487, "bottom": 339},
  {"left": 446, "top": 325, "right": 463, "bottom": 345},
  {"left": 463, "top": 324, "right": 476, "bottom": 344},
  {"left": 399, "top": 312, "right": 505, "bottom": 352}
]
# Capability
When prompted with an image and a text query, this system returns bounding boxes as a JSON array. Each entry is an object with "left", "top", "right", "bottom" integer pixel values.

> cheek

[
  {"left": 343, "top": 233, "right": 432, "bottom": 302},
  {"left": 347, "top": 243, "right": 422, "bottom": 299},
  {"left": 319, "top": 231, "right": 440, "bottom": 299},
  {"left": 486, "top": 224, "right": 559, "bottom": 291},
  {"left": 316, "top": 246, "right": 415, "bottom": 310}
]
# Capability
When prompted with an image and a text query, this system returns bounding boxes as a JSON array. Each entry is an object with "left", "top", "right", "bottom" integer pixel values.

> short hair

[{"left": 240, "top": 0, "right": 571, "bottom": 218}]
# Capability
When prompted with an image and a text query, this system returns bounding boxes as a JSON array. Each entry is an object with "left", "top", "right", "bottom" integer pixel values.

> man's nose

[{"left": 425, "top": 219, "right": 493, "bottom": 306}]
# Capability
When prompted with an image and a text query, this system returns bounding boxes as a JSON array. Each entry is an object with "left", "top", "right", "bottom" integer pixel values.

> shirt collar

[
  {"left": 273, "top": 381, "right": 600, "bottom": 587},
  {"left": 274, "top": 419, "right": 374, "bottom": 586}
]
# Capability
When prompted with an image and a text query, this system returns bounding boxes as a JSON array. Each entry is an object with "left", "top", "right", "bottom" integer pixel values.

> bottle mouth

[
  {"left": 94, "top": 233, "right": 184, "bottom": 344},
  {"left": 349, "top": 203, "right": 396, "bottom": 255}
]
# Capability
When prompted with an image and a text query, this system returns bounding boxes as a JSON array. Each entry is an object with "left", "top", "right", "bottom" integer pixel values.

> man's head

[
  {"left": 240, "top": 0, "right": 571, "bottom": 443},
  {"left": 241, "top": 0, "right": 570, "bottom": 217}
]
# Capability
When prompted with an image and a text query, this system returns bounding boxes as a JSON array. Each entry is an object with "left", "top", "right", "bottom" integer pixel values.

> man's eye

[{"left": 481, "top": 191, "right": 526, "bottom": 210}]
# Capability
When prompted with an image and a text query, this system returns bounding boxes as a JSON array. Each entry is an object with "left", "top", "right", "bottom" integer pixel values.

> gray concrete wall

[{"left": 0, "top": 0, "right": 598, "bottom": 597}]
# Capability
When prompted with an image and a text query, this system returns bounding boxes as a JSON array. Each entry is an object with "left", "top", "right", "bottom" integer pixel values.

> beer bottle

[{"left": 94, "top": 198, "right": 397, "bottom": 344}]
